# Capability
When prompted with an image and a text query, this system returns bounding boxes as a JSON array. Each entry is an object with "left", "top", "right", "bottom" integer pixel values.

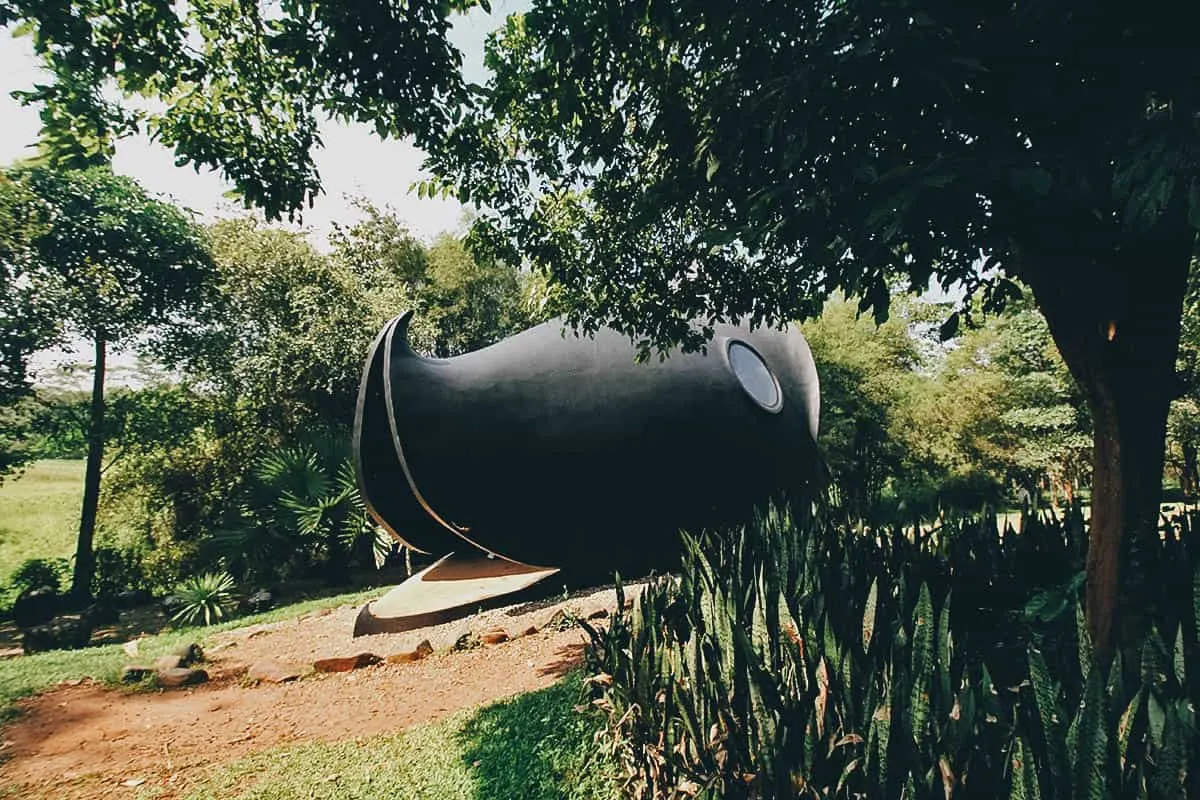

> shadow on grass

[{"left": 458, "top": 672, "right": 619, "bottom": 800}]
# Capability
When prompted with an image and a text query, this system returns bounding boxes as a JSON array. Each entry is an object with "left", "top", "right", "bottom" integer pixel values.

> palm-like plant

[
  {"left": 217, "top": 432, "right": 392, "bottom": 584},
  {"left": 171, "top": 571, "right": 237, "bottom": 626}
]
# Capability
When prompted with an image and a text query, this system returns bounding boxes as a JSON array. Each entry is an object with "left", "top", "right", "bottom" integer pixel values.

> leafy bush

[
  {"left": 9, "top": 557, "right": 70, "bottom": 595},
  {"left": 91, "top": 545, "right": 149, "bottom": 602},
  {"left": 583, "top": 503, "right": 1199, "bottom": 798},
  {"left": 170, "top": 571, "right": 238, "bottom": 627}
]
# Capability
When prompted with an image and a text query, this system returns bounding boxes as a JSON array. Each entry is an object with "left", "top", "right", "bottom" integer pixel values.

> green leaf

[
  {"left": 1008, "top": 734, "right": 1041, "bottom": 800},
  {"left": 1075, "top": 602, "right": 1094, "bottom": 683},
  {"left": 1173, "top": 625, "right": 1186, "bottom": 687},
  {"left": 1150, "top": 703, "right": 1186, "bottom": 800},
  {"left": 909, "top": 583, "right": 934, "bottom": 744},
  {"left": 1117, "top": 688, "right": 1143, "bottom": 770},
  {"left": 863, "top": 577, "right": 879, "bottom": 652},
  {"left": 1071, "top": 667, "right": 1107, "bottom": 799}
]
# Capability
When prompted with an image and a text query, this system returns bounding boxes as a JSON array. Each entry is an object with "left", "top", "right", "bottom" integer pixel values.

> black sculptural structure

[{"left": 351, "top": 311, "right": 822, "bottom": 633}]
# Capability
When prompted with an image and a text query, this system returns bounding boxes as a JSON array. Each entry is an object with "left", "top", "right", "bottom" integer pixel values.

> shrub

[
  {"left": 170, "top": 571, "right": 238, "bottom": 627},
  {"left": 91, "top": 545, "right": 150, "bottom": 602},
  {"left": 583, "top": 503, "right": 1199, "bottom": 798},
  {"left": 9, "top": 557, "right": 70, "bottom": 595}
]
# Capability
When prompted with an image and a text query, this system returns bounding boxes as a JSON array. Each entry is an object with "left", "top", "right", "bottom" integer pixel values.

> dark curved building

[{"left": 353, "top": 311, "right": 823, "bottom": 579}]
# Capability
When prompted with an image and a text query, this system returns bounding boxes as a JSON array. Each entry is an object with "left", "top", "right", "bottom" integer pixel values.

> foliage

[
  {"left": 421, "top": 232, "right": 532, "bottom": 357},
  {"left": 21, "top": 384, "right": 213, "bottom": 464},
  {"left": 4, "top": 163, "right": 215, "bottom": 601},
  {"left": 0, "top": 0, "right": 481, "bottom": 219},
  {"left": 216, "top": 432, "right": 389, "bottom": 586},
  {"left": 584, "top": 503, "right": 1199, "bottom": 798},
  {"left": 328, "top": 202, "right": 537, "bottom": 357},
  {"left": 429, "top": 0, "right": 1200, "bottom": 662},
  {"left": 90, "top": 544, "right": 148, "bottom": 602},
  {"left": 175, "top": 218, "right": 401, "bottom": 428},
  {"left": 8, "top": 557, "right": 69, "bottom": 595},
  {"left": 799, "top": 296, "right": 926, "bottom": 519},
  {"left": 0, "top": 170, "right": 53, "bottom": 404},
  {"left": 170, "top": 571, "right": 237, "bottom": 627}
]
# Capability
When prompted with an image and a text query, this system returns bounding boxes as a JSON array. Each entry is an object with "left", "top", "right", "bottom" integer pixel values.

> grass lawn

[
  {"left": 0, "top": 585, "right": 386, "bottom": 720},
  {"left": 163, "top": 673, "right": 619, "bottom": 800},
  {"left": 0, "top": 459, "right": 84, "bottom": 591}
]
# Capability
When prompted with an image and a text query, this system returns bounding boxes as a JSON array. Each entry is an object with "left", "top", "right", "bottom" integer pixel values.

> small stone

[
  {"left": 521, "top": 625, "right": 538, "bottom": 637},
  {"left": 247, "top": 661, "right": 301, "bottom": 683},
  {"left": 386, "top": 640, "right": 434, "bottom": 664},
  {"left": 173, "top": 642, "right": 204, "bottom": 666},
  {"left": 479, "top": 628, "right": 509, "bottom": 645},
  {"left": 153, "top": 655, "right": 186, "bottom": 672},
  {"left": 156, "top": 667, "right": 208, "bottom": 688},
  {"left": 312, "top": 653, "right": 381, "bottom": 673},
  {"left": 121, "top": 639, "right": 140, "bottom": 658},
  {"left": 122, "top": 665, "right": 154, "bottom": 683}
]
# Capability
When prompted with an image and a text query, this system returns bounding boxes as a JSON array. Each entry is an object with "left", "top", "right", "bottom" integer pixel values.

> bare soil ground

[{"left": 0, "top": 586, "right": 631, "bottom": 800}]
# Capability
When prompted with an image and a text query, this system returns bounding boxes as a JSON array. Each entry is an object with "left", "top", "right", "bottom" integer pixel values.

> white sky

[{"left": 0, "top": 1, "right": 526, "bottom": 247}]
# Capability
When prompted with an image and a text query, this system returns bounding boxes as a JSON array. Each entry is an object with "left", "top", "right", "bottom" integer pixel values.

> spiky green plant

[
  {"left": 171, "top": 571, "right": 237, "bottom": 627},
  {"left": 583, "top": 502, "right": 1199, "bottom": 799}
]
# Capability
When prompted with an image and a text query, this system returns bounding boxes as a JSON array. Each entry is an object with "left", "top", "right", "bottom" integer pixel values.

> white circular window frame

[{"left": 725, "top": 339, "right": 784, "bottom": 413}]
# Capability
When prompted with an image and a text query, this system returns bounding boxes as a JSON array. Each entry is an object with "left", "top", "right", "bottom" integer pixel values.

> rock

[
  {"left": 121, "top": 665, "right": 155, "bottom": 683},
  {"left": 153, "top": 655, "right": 186, "bottom": 672},
  {"left": 22, "top": 615, "right": 93, "bottom": 654},
  {"left": 245, "top": 589, "right": 273, "bottom": 614},
  {"left": 386, "top": 640, "right": 434, "bottom": 664},
  {"left": 115, "top": 588, "right": 152, "bottom": 608},
  {"left": 586, "top": 608, "right": 609, "bottom": 621},
  {"left": 157, "top": 667, "right": 209, "bottom": 688},
  {"left": 521, "top": 625, "right": 539, "bottom": 637},
  {"left": 173, "top": 642, "right": 204, "bottom": 666},
  {"left": 247, "top": 660, "right": 301, "bottom": 683},
  {"left": 121, "top": 639, "right": 141, "bottom": 657},
  {"left": 312, "top": 653, "right": 381, "bottom": 673},
  {"left": 13, "top": 586, "right": 59, "bottom": 630},
  {"left": 479, "top": 628, "right": 509, "bottom": 645}
]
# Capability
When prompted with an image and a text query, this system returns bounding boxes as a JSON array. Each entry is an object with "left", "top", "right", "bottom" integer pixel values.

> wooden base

[{"left": 353, "top": 553, "right": 561, "bottom": 637}]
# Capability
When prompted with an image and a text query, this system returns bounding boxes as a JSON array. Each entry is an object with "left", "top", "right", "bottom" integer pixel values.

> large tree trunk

[
  {"left": 70, "top": 331, "right": 106, "bottom": 605},
  {"left": 1021, "top": 219, "right": 1194, "bottom": 664}
]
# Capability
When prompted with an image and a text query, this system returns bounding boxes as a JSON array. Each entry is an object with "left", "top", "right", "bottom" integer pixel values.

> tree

[
  {"left": 799, "top": 296, "right": 924, "bottom": 520},
  {"left": 0, "top": 171, "right": 55, "bottom": 477},
  {"left": 11, "top": 165, "right": 214, "bottom": 603},
  {"left": 328, "top": 202, "right": 536, "bottom": 357},
  {"left": 180, "top": 217, "right": 433, "bottom": 429},
  {"left": 423, "top": 2, "right": 1200, "bottom": 662},
  {"left": 0, "top": 0, "right": 481, "bottom": 218}
]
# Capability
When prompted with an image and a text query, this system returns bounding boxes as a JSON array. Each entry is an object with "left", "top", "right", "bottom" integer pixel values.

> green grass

[
  {"left": 0, "top": 459, "right": 84, "bottom": 589},
  {"left": 0, "top": 585, "right": 385, "bottom": 720},
  {"left": 164, "top": 673, "right": 619, "bottom": 800}
]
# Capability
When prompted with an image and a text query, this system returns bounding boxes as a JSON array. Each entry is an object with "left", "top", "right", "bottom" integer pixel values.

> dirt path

[{"left": 0, "top": 586, "right": 629, "bottom": 799}]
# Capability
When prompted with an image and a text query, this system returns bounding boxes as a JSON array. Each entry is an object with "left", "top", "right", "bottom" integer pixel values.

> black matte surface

[{"left": 354, "top": 313, "right": 823, "bottom": 577}]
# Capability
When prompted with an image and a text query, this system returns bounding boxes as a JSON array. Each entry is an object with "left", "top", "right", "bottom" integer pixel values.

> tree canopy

[{"left": 0, "top": 0, "right": 483, "bottom": 217}]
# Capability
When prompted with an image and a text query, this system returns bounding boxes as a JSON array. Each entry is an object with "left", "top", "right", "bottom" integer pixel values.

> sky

[
  {"left": 1, "top": 1, "right": 526, "bottom": 384},
  {"left": 0, "top": 0, "right": 528, "bottom": 247}
]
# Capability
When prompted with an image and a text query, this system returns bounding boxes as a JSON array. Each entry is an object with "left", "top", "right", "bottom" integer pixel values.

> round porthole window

[{"left": 727, "top": 341, "right": 782, "bottom": 412}]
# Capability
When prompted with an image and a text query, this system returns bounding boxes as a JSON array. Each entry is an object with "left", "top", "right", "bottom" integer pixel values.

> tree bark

[
  {"left": 1021, "top": 219, "right": 1194, "bottom": 664},
  {"left": 71, "top": 331, "right": 106, "bottom": 605}
]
